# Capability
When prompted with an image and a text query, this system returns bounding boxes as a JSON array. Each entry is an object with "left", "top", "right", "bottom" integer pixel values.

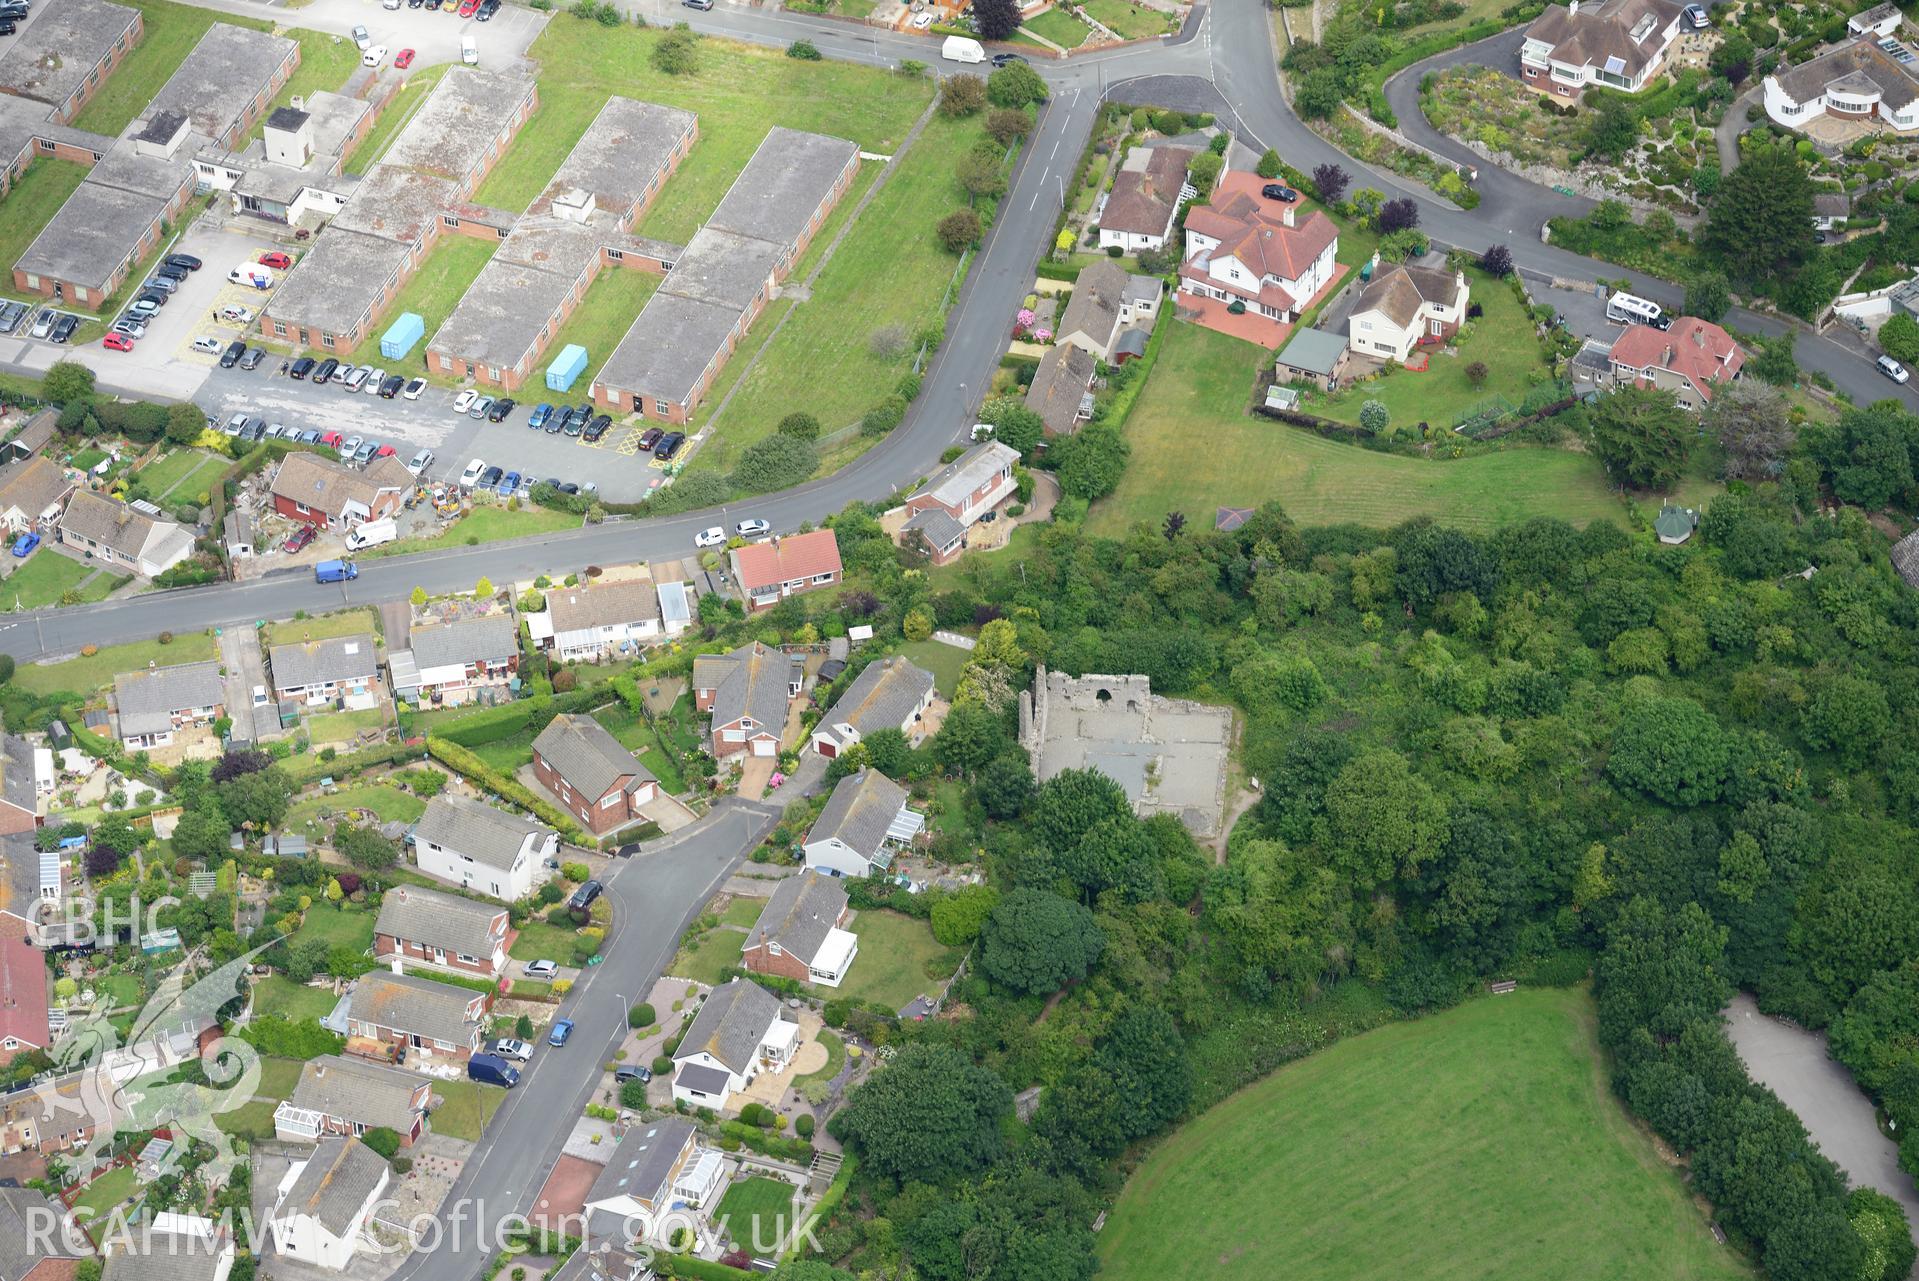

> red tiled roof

[
  {"left": 0, "top": 935, "right": 48, "bottom": 1052},
  {"left": 1185, "top": 173, "right": 1339, "bottom": 286},
  {"left": 732, "top": 529, "right": 842, "bottom": 592},
  {"left": 1608, "top": 316, "right": 1745, "bottom": 402}
]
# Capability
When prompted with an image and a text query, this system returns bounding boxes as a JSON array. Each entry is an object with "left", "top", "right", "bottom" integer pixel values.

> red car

[
  {"left": 459, "top": 0, "right": 480, "bottom": 14},
  {"left": 282, "top": 525, "right": 317, "bottom": 553},
  {"left": 102, "top": 333, "right": 135, "bottom": 352},
  {"left": 374, "top": 444, "right": 397, "bottom": 458},
  {"left": 395, "top": 48, "right": 416, "bottom": 69},
  {"left": 319, "top": 430, "right": 344, "bottom": 448},
  {"left": 259, "top": 251, "right": 293, "bottom": 270}
]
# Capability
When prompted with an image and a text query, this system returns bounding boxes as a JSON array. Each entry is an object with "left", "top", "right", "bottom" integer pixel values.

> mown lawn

[
  {"left": 137, "top": 450, "right": 225, "bottom": 503},
  {"left": 544, "top": 269, "right": 661, "bottom": 379},
  {"left": 1024, "top": 7, "right": 1091, "bottom": 46},
  {"left": 254, "top": 1055, "right": 306, "bottom": 1100},
  {"left": 70, "top": 0, "right": 272, "bottom": 136},
  {"left": 795, "top": 1028, "right": 843, "bottom": 1089},
  {"left": 2, "top": 554, "right": 94, "bottom": 610},
  {"left": 472, "top": 20, "right": 929, "bottom": 230},
  {"left": 265, "top": 607, "right": 381, "bottom": 647},
  {"left": 287, "top": 901, "right": 376, "bottom": 954},
  {"left": 431, "top": 1079, "right": 504, "bottom": 1141},
  {"left": 366, "top": 505, "right": 578, "bottom": 558},
  {"left": 0, "top": 160, "right": 90, "bottom": 304},
  {"left": 11, "top": 632, "right": 217, "bottom": 697},
  {"left": 214, "top": 1098, "right": 280, "bottom": 1141},
  {"left": 1079, "top": 0, "right": 1178, "bottom": 38},
  {"left": 1099, "top": 988, "right": 1750, "bottom": 1281},
  {"left": 594, "top": 703, "right": 688, "bottom": 796},
  {"left": 347, "top": 66, "right": 450, "bottom": 176},
  {"left": 253, "top": 974, "right": 338, "bottom": 1022},
  {"left": 509, "top": 912, "right": 593, "bottom": 964},
  {"left": 1090, "top": 321, "right": 1622, "bottom": 535},
  {"left": 835, "top": 910, "right": 959, "bottom": 1012},
  {"left": 893, "top": 639, "right": 969, "bottom": 699},
  {"left": 668, "top": 925, "right": 747, "bottom": 987},
  {"left": 285, "top": 783, "right": 426, "bottom": 839},
  {"left": 306, "top": 706, "right": 388, "bottom": 746},
  {"left": 715, "top": 1176, "right": 797, "bottom": 1251},
  {"left": 720, "top": 896, "right": 768, "bottom": 929},
  {"left": 347, "top": 235, "right": 496, "bottom": 364},
  {"left": 69, "top": 1164, "right": 139, "bottom": 1225}
]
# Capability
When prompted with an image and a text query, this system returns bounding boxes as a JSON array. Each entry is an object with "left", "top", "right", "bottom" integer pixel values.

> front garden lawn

[
  {"left": 720, "top": 896, "right": 768, "bottom": 929},
  {"left": 1024, "top": 7, "right": 1091, "bottom": 46},
  {"left": 1079, "top": 0, "right": 1179, "bottom": 38},
  {"left": 668, "top": 925, "right": 748, "bottom": 987},
  {"left": 431, "top": 1079, "right": 504, "bottom": 1141},
  {"left": 1089, "top": 321, "right": 1622, "bottom": 535},
  {"left": 2, "top": 554, "right": 94, "bottom": 610},
  {"left": 833, "top": 910, "right": 959, "bottom": 1012},
  {"left": 287, "top": 901, "right": 376, "bottom": 954},
  {"left": 266, "top": 607, "right": 381, "bottom": 646},
  {"left": 716, "top": 1176, "right": 797, "bottom": 1251},
  {"left": 11, "top": 632, "right": 217, "bottom": 697},
  {"left": 1096, "top": 988, "right": 1749, "bottom": 1281},
  {"left": 254, "top": 1055, "right": 305, "bottom": 1100},
  {"left": 509, "top": 912, "right": 593, "bottom": 964},
  {"left": 366, "top": 505, "right": 578, "bottom": 558},
  {"left": 253, "top": 975, "right": 341, "bottom": 1024}
]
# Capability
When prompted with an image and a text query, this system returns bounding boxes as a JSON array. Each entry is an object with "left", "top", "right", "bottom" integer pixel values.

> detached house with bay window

[
  {"left": 1520, "top": 0, "right": 1685, "bottom": 97},
  {"left": 669, "top": 979, "right": 799, "bottom": 1111},
  {"left": 741, "top": 872, "right": 857, "bottom": 987},
  {"left": 1347, "top": 263, "right": 1470, "bottom": 364},
  {"left": 1180, "top": 171, "right": 1339, "bottom": 345}
]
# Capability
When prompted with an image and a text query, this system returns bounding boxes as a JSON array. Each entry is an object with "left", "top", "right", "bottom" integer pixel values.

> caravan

[{"left": 1605, "top": 291, "right": 1668, "bottom": 329}]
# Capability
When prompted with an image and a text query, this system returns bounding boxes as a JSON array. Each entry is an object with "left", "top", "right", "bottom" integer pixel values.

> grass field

[
  {"left": 1097, "top": 988, "right": 1750, "bottom": 1281},
  {"left": 266, "top": 607, "right": 381, "bottom": 647},
  {"left": 287, "top": 901, "right": 376, "bottom": 954},
  {"left": 1090, "top": 322, "right": 1623, "bottom": 535},
  {"left": 69, "top": 1164, "right": 139, "bottom": 1225},
  {"left": 348, "top": 66, "right": 450, "bottom": 176},
  {"left": 836, "top": 910, "right": 958, "bottom": 1012},
  {"left": 431, "top": 1079, "right": 504, "bottom": 1141},
  {"left": 1080, "top": 0, "right": 1180, "bottom": 37},
  {"left": 1024, "top": 7, "right": 1091, "bottom": 46},
  {"left": 346, "top": 235, "right": 496, "bottom": 364},
  {"left": 721, "top": 896, "right": 768, "bottom": 929},
  {"left": 473, "top": 21, "right": 930, "bottom": 232},
  {"left": 12, "top": 631, "right": 217, "bottom": 697},
  {"left": 214, "top": 1098, "right": 279, "bottom": 1141},
  {"left": 508, "top": 912, "right": 591, "bottom": 963},
  {"left": 252, "top": 975, "right": 338, "bottom": 1023},
  {"left": 716, "top": 1176, "right": 797, "bottom": 1251},
  {"left": 0, "top": 160, "right": 90, "bottom": 302},
  {"left": 366, "top": 505, "right": 578, "bottom": 558},
  {"left": 2, "top": 554, "right": 95, "bottom": 610},
  {"left": 70, "top": 0, "right": 271, "bottom": 135},
  {"left": 254, "top": 1055, "right": 305, "bottom": 1100},
  {"left": 893, "top": 639, "right": 969, "bottom": 699},
  {"left": 544, "top": 268, "right": 662, "bottom": 379}
]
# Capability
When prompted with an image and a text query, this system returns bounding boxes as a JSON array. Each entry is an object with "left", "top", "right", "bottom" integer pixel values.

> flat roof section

[
  {"left": 656, "top": 227, "right": 780, "bottom": 311},
  {"left": 596, "top": 290, "right": 742, "bottom": 408},
  {"left": 378, "top": 66, "right": 536, "bottom": 187},
  {"left": 330, "top": 165, "right": 459, "bottom": 246},
  {"left": 0, "top": 0, "right": 141, "bottom": 113},
  {"left": 86, "top": 140, "right": 194, "bottom": 202},
  {"left": 15, "top": 181, "right": 163, "bottom": 292},
  {"left": 428, "top": 255, "right": 578, "bottom": 373},
  {"left": 265, "top": 229, "right": 412, "bottom": 339},
  {"left": 532, "top": 96, "right": 696, "bottom": 223},
  {"left": 705, "top": 126, "right": 858, "bottom": 254},
  {"left": 146, "top": 24, "right": 298, "bottom": 143}
]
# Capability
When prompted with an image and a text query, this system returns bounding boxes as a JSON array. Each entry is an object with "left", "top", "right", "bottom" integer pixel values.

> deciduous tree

[
  {"left": 831, "top": 1043, "right": 1011, "bottom": 1182},
  {"left": 979, "top": 887, "right": 1104, "bottom": 993},
  {"left": 1585, "top": 384, "right": 1691, "bottom": 490}
]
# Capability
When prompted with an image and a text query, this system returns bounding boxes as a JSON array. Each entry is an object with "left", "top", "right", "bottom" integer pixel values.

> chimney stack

[
  {"left": 1282, "top": 204, "right": 1296, "bottom": 229},
  {"left": 1691, "top": 326, "right": 1705, "bottom": 347}
]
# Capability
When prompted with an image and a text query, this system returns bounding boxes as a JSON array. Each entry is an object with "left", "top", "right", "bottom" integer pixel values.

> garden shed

[
  {"left": 380, "top": 312, "right": 425, "bottom": 360},
  {"left": 547, "top": 344, "right": 588, "bottom": 392}
]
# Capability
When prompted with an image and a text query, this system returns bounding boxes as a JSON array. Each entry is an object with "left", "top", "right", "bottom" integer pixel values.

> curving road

[{"left": 3, "top": 0, "right": 1912, "bottom": 674}]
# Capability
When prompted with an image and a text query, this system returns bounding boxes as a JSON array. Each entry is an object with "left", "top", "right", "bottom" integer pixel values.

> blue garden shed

[
  {"left": 380, "top": 312, "right": 425, "bottom": 360},
  {"left": 546, "top": 344, "right": 588, "bottom": 392}
]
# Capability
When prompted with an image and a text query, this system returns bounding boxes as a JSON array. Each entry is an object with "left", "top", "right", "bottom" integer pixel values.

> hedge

[
  {"left": 659, "top": 1259, "right": 754, "bottom": 1281},
  {"left": 426, "top": 736, "right": 585, "bottom": 843},
  {"left": 284, "top": 738, "right": 426, "bottom": 785},
  {"left": 785, "top": 1153, "right": 855, "bottom": 1263},
  {"left": 718, "top": 1120, "right": 812, "bottom": 1162}
]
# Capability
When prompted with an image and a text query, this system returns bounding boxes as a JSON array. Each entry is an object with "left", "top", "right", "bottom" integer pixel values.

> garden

[{"left": 835, "top": 910, "right": 962, "bottom": 1013}]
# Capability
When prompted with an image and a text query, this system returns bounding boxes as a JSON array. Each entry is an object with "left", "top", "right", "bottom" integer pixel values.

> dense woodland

[{"left": 772, "top": 403, "right": 1919, "bottom": 1281}]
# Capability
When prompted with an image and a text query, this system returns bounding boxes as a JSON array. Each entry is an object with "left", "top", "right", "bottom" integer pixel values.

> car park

[
  {"left": 529, "top": 404, "right": 553, "bottom": 429},
  {"left": 403, "top": 378, "right": 426, "bottom": 400},
  {"left": 488, "top": 1038, "right": 533, "bottom": 1062},
  {"left": 48, "top": 315, "right": 78, "bottom": 343},
  {"left": 290, "top": 357, "right": 316, "bottom": 379},
  {"left": 469, "top": 395, "right": 495, "bottom": 419},
  {"left": 584, "top": 414, "right": 611, "bottom": 442},
  {"left": 548, "top": 1019, "right": 574, "bottom": 1047},
  {"left": 460, "top": 458, "right": 488, "bottom": 486},
  {"left": 379, "top": 375, "right": 406, "bottom": 398},
  {"left": 487, "top": 397, "right": 516, "bottom": 423},
  {"left": 165, "top": 254, "right": 202, "bottom": 272},
  {"left": 406, "top": 449, "right": 435, "bottom": 476},
  {"left": 636, "top": 427, "right": 664, "bottom": 451},
  {"left": 240, "top": 347, "right": 267, "bottom": 370},
  {"left": 0, "top": 302, "right": 25, "bottom": 334},
  {"left": 454, "top": 389, "right": 479, "bottom": 414},
  {"left": 735, "top": 518, "right": 770, "bottom": 538},
  {"left": 29, "top": 311, "right": 53, "bottom": 338},
  {"left": 219, "top": 340, "right": 246, "bottom": 368},
  {"left": 395, "top": 48, "right": 416, "bottom": 69},
  {"left": 103, "top": 333, "right": 134, "bottom": 352},
  {"left": 191, "top": 336, "right": 223, "bottom": 355},
  {"left": 694, "top": 526, "right": 726, "bottom": 548},
  {"left": 479, "top": 466, "right": 504, "bottom": 488}
]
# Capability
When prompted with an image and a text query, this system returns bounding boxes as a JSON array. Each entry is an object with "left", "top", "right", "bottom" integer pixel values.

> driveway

[{"left": 218, "top": 624, "right": 280, "bottom": 744}]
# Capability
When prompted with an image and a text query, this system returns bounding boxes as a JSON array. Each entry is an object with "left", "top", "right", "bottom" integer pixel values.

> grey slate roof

[
  {"left": 674, "top": 978, "right": 783, "bottom": 1075},
  {"left": 410, "top": 615, "right": 518, "bottom": 672},
  {"left": 807, "top": 770, "right": 910, "bottom": 864},
  {"left": 413, "top": 794, "right": 549, "bottom": 872},
  {"left": 705, "top": 127, "right": 859, "bottom": 253},
  {"left": 147, "top": 24, "right": 298, "bottom": 142},
  {"left": 1275, "top": 326, "right": 1348, "bottom": 377},
  {"left": 818, "top": 657, "right": 934, "bottom": 740},
  {"left": 114, "top": 661, "right": 224, "bottom": 738},
  {"left": 909, "top": 440, "right": 1020, "bottom": 510},
  {"left": 102, "top": 1227, "right": 230, "bottom": 1281},
  {"left": 586, "top": 1116, "right": 695, "bottom": 1207},
  {"left": 532, "top": 714, "right": 654, "bottom": 801},
  {"left": 0, "top": 455, "right": 72, "bottom": 522},
  {"left": 904, "top": 506, "right": 965, "bottom": 552},
  {"left": 1059, "top": 259, "right": 1127, "bottom": 350},
  {"left": 697, "top": 641, "right": 798, "bottom": 735},
  {"left": 745, "top": 872, "right": 847, "bottom": 965},
  {"left": 290, "top": 1054, "right": 428, "bottom": 1133},
  {"left": 1025, "top": 344, "right": 1096, "bottom": 435},
  {"left": 348, "top": 970, "right": 481, "bottom": 1045},
  {"left": 0, "top": 1186, "right": 84, "bottom": 1280},
  {"left": 270, "top": 633, "right": 378, "bottom": 691},
  {"left": 374, "top": 884, "right": 504, "bottom": 959},
  {"left": 280, "top": 1135, "right": 388, "bottom": 1236},
  {"left": 61, "top": 490, "right": 192, "bottom": 565},
  {"left": 0, "top": 0, "right": 140, "bottom": 112},
  {"left": 533, "top": 96, "right": 696, "bottom": 220},
  {"left": 673, "top": 1062, "right": 731, "bottom": 1098}
]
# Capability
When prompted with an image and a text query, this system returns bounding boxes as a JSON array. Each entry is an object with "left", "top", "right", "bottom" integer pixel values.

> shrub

[
  {"left": 620, "top": 1079, "right": 648, "bottom": 1108},
  {"left": 786, "top": 39, "right": 821, "bottom": 59},
  {"left": 1465, "top": 361, "right": 1489, "bottom": 385},
  {"left": 652, "top": 27, "right": 698, "bottom": 75},
  {"left": 794, "top": 1113, "right": 815, "bottom": 1138},
  {"left": 1360, "top": 400, "right": 1391, "bottom": 435},
  {"left": 939, "top": 75, "right": 987, "bottom": 118},
  {"left": 937, "top": 209, "right": 982, "bottom": 252},
  {"left": 361, "top": 1127, "right": 403, "bottom": 1160},
  {"left": 628, "top": 1002, "right": 656, "bottom": 1028},
  {"left": 777, "top": 411, "right": 821, "bottom": 440},
  {"left": 730, "top": 433, "right": 819, "bottom": 494},
  {"left": 652, "top": 1054, "right": 674, "bottom": 1075},
  {"left": 562, "top": 860, "right": 591, "bottom": 883}
]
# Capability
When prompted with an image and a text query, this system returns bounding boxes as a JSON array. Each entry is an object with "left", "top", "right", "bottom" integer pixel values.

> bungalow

[
  {"left": 344, "top": 969, "right": 489, "bottom": 1063},
  {"left": 102, "top": 1215, "right": 233, "bottom": 1281},
  {"left": 1607, "top": 315, "right": 1744, "bottom": 410},
  {"left": 1347, "top": 263, "right": 1470, "bottom": 364},
  {"left": 270, "top": 454, "right": 412, "bottom": 530},
  {"left": 692, "top": 641, "right": 802, "bottom": 759},
  {"left": 809, "top": 657, "right": 935, "bottom": 758},
  {"left": 405, "top": 615, "right": 520, "bottom": 707},
  {"left": 1024, "top": 343, "right": 1097, "bottom": 436},
  {"left": 581, "top": 1116, "right": 725, "bottom": 1243},
  {"left": 57, "top": 492, "right": 193, "bottom": 578},
  {"left": 0, "top": 1187, "right": 88, "bottom": 1281},
  {"left": 728, "top": 529, "right": 842, "bottom": 613},
  {"left": 1520, "top": 0, "right": 1685, "bottom": 98},
  {"left": 410, "top": 794, "right": 555, "bottom": 902},
  {"left": 0, "top": 736, "right": 47, "bottom": 836},
  {"left": 740, "top": 872, "right": 857, "bottom": 988},
  {"left": 528, "top": 579, "right": 661, "bottom": 662},
  {"left": 269, "top": 1136, "right": 390, "bottom": 1271},
  {"left": 802, "top": 770, "right": 922, "bottom": 880},
  {"left": 1097, "top": 145, "right": 1193, "bottom": 253},
  {"left": 531, "top": 714, "right": 659, "bottom": 836},
  {"left": 0, "top": 456, "right": 74, "bottom": 535},
  {"left": 112, "top": 661, "right": 224, "bottom": 749},
  {"left": 1180, "top": 172, "right": 1339, "bottom": 341},
  {"left": 1057, "top": 260, "right": 1128, "bottom": 361},
  {"left": 274, "top": 1053, "right": 432, "bottom": 1147},
  {"left": 269, "top": 633, "right": 380, "bottom": 706},
  {"left": 900, "top": 440, "right": 1020, "bottom": 566},
  {"left": 669, "top": 978, "right": 798, "bottom": 1111},
  {"left": 0, "top": 935, "right": 49, "bottom": 1065},
  {"left": 373, "top": 884, "right": 514, "bottom": 978}
]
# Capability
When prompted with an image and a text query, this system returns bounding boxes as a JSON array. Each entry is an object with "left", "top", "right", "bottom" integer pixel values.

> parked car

[
  {"left": 290, "top": 357, "right": 316, "bottom": 379},
  {"left": 403, "top": 378, "right": 426, "bottom": 400},
  {"left": 319, "top": 431, "right": 344, "bottom": 448},
  {"left": 49, "top": 315, "right": 78, "bottom": 343},
  {"left": 488, "top": 1038, "right": 533, "bottom": 1062},
  {"left": 523, "top": 959, "right": 558, "bottom": 979},
  {"left": 637, "top": 426, "right": 664, "bottom": 451},
  {"left": 486, "top": 397, "right": 515, "bottom": 423},
  {"left": 991, "top": 52, "right": 1028, "bottom": 67},
  {"left": 283, "top": 525, "right": 317, "bottom": 553},
  {"left": 479, "top": 466, "right": 504, "bottom": 488},
  {"left": 315, "top": 559, "right": 358, "bottom": 584},
  {"left": 548, "top": 1020, "right": 574, "bottom": 1048},
  {"left": 103, "top": 333, "right": 135, "bottom": 352},
  {"left": 614, "top": 1065, "right": 652, "bottom": 1084},
  {"left": 340, "top": 434, "right": 363, "bottom": 456},
  {"left": 735, "top": 518, "right": 770, "bottom": 538},
  {"left": 458, "top": 0, "right": 481, "bottom": 16},
  {"left": 219, "top": 340, "right": 246, "bottom": 368},
  {"left": 352, "top": 441, "right": 378, "bottom": 464},
  {"left": 460, "top": 458, "right": 488, "bottom": 486},
  {"left": 259, "top": 251, "right": 294, "bottom": 271},
  {"left": 1879, "top": 355, "right": 1911, "bottom": 384},
  {"left": 395, "top": 47, "right": 416, "bottom": 69},
  {"left": 111, "top": 319, "right": 146, "bottom": 339},
  {"left": 583, "top": 414, "right": 611, "bottom": 442},
  {"left": 351, "top": 23, "right": 371, "bottom": 48},
  {"left": 1681, "top": 2, "right": 1708, "bottom": 27},
  {"left": 0, "top": 302, "right": 26, "bottom": 334},
  {"left": 343, "top": 365, "right": 372, "bottom": 392},
  {"left": 219, "top": 305, "right": 256, "bottom": 325},
  {"left": 141, "top": 276, "right": 178, "bottom": 295},
  {"left": 240, "top": 347, "right": 267, "bottom": 370},
  {"left": 156, "top": 264, "right": 189, "bottom": 283},
  {"left": 568, "top": 880, "right": 604, "bottom": 911},
  {"left": 454, "top": 389, "right": 479, "bottom": 414},
  {"left": 469, "top": 395, "right": 494, "bottom": 420},
  {"left": 264, "top": 424, "right": 286, "bottom": 440},
  {"left": 11, "top": 534, "right": 39, "bottom": 558},
  {"left": 127, "top": 299, "right": 161, "bottom": 320},
  {"left": 379, "top": 375, "right": 406, "bottom": 398},
  {"left": 406, "top": 449, "right": 434, "bottom": 476},
  {"left": 223, "top": 413, "right": 250, "bottom": 436},
  {"left": 362, "top": 366, "right": 388, "bottom": 394},
  {"left": 467, "top": 1053, "right": 520, "bottom": 1088},
  {"left": 29, "top": 311, "right": 53, "bottom": 338},
  {"left": 493, "top": 470, "right": 518, "bottom": 497},
  {"left": 313, "top": 357, "right": 340, "bottom": 383},
  {"left": 562, "top": 407, "right": 586, "bottom": 437},
  {"left": 165, "top": 254, "right": 202, "bottom": 272},
  {"left": 1261, "top": 183, "right": 1299, "bottom": 202},
  {"left": 375, "top": 443, "right": 397, "bottom": 458},
  {"left": 191, "top": 336, "right": 223, "bottom": 355},
  {"left": 694, "top": 527, "right": 726, "bottom": 548},
  {"left": 362, "top": 44, "right": 388, "bottom": 67},
  {"left": 529, "top": 403, "right": 553, "bottom": 430},
  {"left": 554, "top": 482, "right": 580, "bottom": 496},
  {"left": 655, "top": 432, "right": 686, "bottom": 460}
]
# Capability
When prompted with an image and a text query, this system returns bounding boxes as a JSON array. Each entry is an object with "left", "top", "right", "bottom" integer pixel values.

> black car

[
  {"left": 0, "top": 19, "right": 15, "bottom": 35},
  {"left": 49, "top": 315, "right": 77, "bottom": 344},
  {"left": 583, "top": 414, "right": 611, "bottom": 442},
  {"left": 312, "top": 357, "right": 340, "bottom": 383},
  {"left": 290, "top": 356, "right": 316, "bottom": 379},
  {"left": 219, "top": 340, "right": 246, "bottom": 368},
  {"left": 486, "top": 397, "right": 515, "bottom": 423},
  {"left": 477, "top": 0, "right": 499, "bottom": 17},
  {"left": 479, "top": 466, "right": 504, "bottom": 488},
  {"left": 568, "top": 879, "right": 604, "bottom": 911},
  {"left": 555, "top": 481, "right": 581, "bottom": 495},
  {"left": 240, "top": 347, "right": 267, "bottom": 371},
  {"left": 164, "top": 254, "right": 202, "bottom": 272},
  {"left": 990, "top": 52, "right": 1027, "bottom": 67},
  {"left": 655, "top": 431, "right": 686, "bottom": 460},
  {"left": 379, "top": 374, "right": 406, "bottom": 398},
  {"left": 156, "top": 264, "right": 189, "bottom": 284},
  {"left": 408, "top": 0, "right": 423, "bottom": 6},
  {"left": 134, "top": 290, "right": 168, "bottom": 310},
  {"left": 637, "top": 426, "right": 663, "bottom": 451},
  {"left": 1261, "top": 183, "right": 1299, "bottom": 202}
]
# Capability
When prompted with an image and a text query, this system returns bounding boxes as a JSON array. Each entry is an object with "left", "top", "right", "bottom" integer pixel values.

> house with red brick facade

[
  {"left": 274, "top": 1053, "right": 432, "bottom": 1147},
  {"left": 692, "top": 642, "right": 802, "bottom": 759},
  {"left": 373, "top": 885, "right": 513, "bottom": 979},
  {"left": 809, "top": 657, "right": 935, "bottom": 758},
  {"left": 530, "top": 714, "right": 659, "bottom": 836},
  {"left": 344, "top": 970, "right": 488, "bottom": 1064},
  {"left": 729, "top": 530, "right": 842, "bottom": 613},
  {"left": 740, "top": 872, "right": 856, "bottom": 988},
  {"left": 901, "top": 441, "right": 1020, "bottom": 566},
  {"left": 270, "top": 454, "right": 412, "bottom": 530}
]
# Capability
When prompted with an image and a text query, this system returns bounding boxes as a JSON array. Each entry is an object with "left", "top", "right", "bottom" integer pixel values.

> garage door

[
  {"left": 817, "top": 738, "right": 836, "bottom": 759},
  {"left": 752, "top": 738, "right": 775, "bottom": 757}
]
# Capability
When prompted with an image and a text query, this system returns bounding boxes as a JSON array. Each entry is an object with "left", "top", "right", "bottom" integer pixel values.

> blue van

[{"left": 468, "top": 1052, "right": 521, "bottom": 1088}]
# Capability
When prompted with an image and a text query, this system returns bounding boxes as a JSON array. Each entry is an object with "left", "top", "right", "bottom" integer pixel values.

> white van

[
  {"left": 941, "top": 35, "right": 985, "bottom": 63},
  {"left": 229, "top": 266, "right": 274, "bottom": 290},
  {"left": 461, "top": 34, "right": 478, "bottom": 65},
  {"left": 345, "top": 517, "right": 398, "bottom": 551}
]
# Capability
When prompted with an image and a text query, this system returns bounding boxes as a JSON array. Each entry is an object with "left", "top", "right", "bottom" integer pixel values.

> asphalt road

[{"left": 384, "top": 800, "right": 779, "bottom": 1275}]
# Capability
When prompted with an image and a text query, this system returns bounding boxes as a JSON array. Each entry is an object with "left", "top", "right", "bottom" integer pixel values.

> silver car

[
  {"left": 352, "top": 441, "right": 378, "bottom": 464},
  {"left": 468, "top": 395, "right": 494, "bottom": 420}
]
